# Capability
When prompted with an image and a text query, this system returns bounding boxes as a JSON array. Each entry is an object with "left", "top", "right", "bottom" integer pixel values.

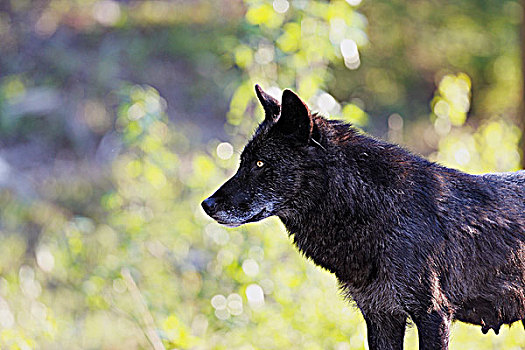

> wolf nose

[{"left": 201, "top": 197, "right": 217, "bottom": 215}]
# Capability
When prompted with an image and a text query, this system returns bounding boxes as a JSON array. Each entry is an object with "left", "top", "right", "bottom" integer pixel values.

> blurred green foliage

[{"left": 0, "top": 0, "right": 523, "bottom": 349}]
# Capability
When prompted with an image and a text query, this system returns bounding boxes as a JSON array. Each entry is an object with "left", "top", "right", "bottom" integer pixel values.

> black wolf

[{"left": 202, "top": 85, "right": 525, "bottom": 350}]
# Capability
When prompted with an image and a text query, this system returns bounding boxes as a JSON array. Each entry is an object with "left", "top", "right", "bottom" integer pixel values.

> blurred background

[{"left": 0, "top": 0, "right": 524, "bottom": 349}]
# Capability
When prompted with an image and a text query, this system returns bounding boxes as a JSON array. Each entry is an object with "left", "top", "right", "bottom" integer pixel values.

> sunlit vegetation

[{"left": 0, "top": 0, "right": 523, "bottom": 349}]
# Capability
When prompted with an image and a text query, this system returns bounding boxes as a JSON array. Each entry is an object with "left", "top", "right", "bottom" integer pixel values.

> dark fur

[{"left": 202, "top": 86, "right": 525, "bottom": 350}]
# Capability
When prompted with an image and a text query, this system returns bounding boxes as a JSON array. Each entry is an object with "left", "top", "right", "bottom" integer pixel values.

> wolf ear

[
  {"left": 275, "top": 89, "right": 312, "bottom": 142},
  {"left": 255, "top": 84, "right": 280, "bottom": 120}
]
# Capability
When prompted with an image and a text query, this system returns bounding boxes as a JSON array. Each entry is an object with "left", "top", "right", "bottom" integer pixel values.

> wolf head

[{"left": 201, "top": 85, "right": 322, "bottom": 227}]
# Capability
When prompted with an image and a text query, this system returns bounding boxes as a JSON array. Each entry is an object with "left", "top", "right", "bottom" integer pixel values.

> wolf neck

[
  {"left": 279, "top": 185, "right": 384, "bottom": 288},
  {"left": 278, "top": 131, "right": 412, "bottom": 289}
]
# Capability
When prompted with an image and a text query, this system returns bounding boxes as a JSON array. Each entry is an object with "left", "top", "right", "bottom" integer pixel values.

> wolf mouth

[
  {"left": 214, "top": 208, "right": 270, "bottom": 227},
  {"left": 244, "top": 208, "right": 270, "bottom": 223}
]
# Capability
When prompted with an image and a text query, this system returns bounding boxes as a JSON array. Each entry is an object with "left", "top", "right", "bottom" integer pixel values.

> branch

[{"left": 121, "top": 267, "right": 166, "bottom": 350}]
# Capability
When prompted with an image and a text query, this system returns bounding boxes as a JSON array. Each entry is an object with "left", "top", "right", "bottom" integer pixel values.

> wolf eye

[{"left": 256, "top": 161, "right": 264, "bottom": 168}]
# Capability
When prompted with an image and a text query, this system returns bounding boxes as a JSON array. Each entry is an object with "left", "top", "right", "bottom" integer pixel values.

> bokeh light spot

[
  {"left": 242, "top": 259, "right": 259, "bottom": 277},
  {"left": 273, "top": 0, "right": 290, "bottom": 14},
  {"left": 36, "top": 246, "right": 54, "bottom": 273},
  {"left": 211, "top": 294, "right": 227, "bottom": 310},
  {"left": 216, "top": 142, "right": 234, "bottom": 160},
  {"left": 245, "top": 284, "right": 264, "bottom": 308},
  {"left": 92, "top": 0, "right": 121, "bottom": 26}
]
